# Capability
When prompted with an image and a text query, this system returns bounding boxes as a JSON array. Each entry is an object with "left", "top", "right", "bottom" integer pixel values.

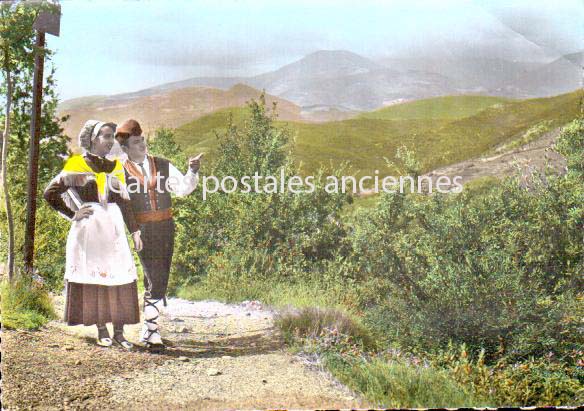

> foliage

[
  {"left": 0, "top": 1, "right": 70, "bottom": 287},
  {"left": 171, "top": 104, "right": 582, "bottom": 406},
  {"left": 346, "top": 121, "right": 583, "bottom": 361},
  {"left": 149, "top": 96, "right": 351, "bottom": 295},
  {"left": 1, "top": 276, "right": 56, "bottom": 329},
  {"left": 147, "top": 126, "right": 187, "bottom": 165},
  {"left": 431, "top": 343, "right": 584, "bottom": 406},
  {"left": 556, "top": 118, "right": 584, "bottom": 177}
]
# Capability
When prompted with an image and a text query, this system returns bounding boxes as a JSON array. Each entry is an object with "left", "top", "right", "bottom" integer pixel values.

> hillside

[
  {"left": 58, "top": 84, "right": 302, "bottom": 142},
  {"left": 358, "top": 95, "right": 509, "bottom": 121},
  {"left": 174, "top": 90, "right": 582, "bottom": 182}
]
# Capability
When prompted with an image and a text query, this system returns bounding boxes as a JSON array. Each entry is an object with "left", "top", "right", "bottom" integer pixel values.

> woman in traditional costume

[{"left": 44, "top": 120, "right": 143, "bottom": 349}]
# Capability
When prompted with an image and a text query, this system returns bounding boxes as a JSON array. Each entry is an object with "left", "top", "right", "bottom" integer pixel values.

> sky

[{"left": 47, "top": 0, "right": 583, "bottom": 101}]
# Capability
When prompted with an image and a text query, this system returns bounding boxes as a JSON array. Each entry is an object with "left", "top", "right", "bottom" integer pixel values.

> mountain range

[
  {"left": 125, "top": 50, "right": 582, "bottom": 107},
  {"left": 59, "top": 49, "right": 582, "bottom": 138}
]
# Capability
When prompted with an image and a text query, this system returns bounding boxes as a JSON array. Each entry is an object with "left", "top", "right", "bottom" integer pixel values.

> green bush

[
  {"left": 158, "top": 97, "right": 351, "bottom": 294},
  {"left": 431, "top": 343, "right": 584, "bottom": 406},
  {"left": 1, "top": 276, "right": 56, "bottom": 330},
  {"left": 556, "top": 118, "right": 584, "bottom": 176},
  {"left": 347, "top": 121, "right": 583, "bottom": 358},
  {"left": 165, "top": 103, "right": 582, "bottom": 406}
]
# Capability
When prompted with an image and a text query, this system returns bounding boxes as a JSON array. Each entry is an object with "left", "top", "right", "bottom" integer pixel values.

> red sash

[{"left": 124, "top": 155, "right": 159, "bottom": 210}]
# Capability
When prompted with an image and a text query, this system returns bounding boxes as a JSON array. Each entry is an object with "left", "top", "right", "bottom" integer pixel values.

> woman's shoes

[
  {"left": 113, "top": 325, "right": 134, "bottom": 351},
  {"left": 113, "top": 335, "right": 134, "bottom": 351},
  {"left": 97, "top": 325, "right": 135, "bottom": 350},
  {"left": 97, "top": 325, "right": 113, "bottom": 347},
  {"left": 96, "top": 337, "right": 113, "bottom": 347}
]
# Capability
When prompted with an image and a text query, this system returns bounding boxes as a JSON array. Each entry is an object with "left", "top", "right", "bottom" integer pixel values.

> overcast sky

[{"left": 48, "top": 0, "right": 583, "bottom": 101}]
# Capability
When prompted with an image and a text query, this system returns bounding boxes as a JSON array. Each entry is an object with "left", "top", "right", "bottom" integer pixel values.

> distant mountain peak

[
  {"left": 305, "top": 49, "right": 368, "bottom": 58},
  {"left": 252, "top": 49, "right": 382, "bottom": 88},
  {"left": 300, "top": 49, "right": 381, "bottom": 68}
]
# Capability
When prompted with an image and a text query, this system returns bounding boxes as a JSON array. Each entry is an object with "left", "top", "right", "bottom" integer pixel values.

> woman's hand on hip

[
  {"left": 132, "top": 230, "right": 143, "bottom": 252},
  {"left": 72, "top": 205, "right": 93, "bottom": 221}
]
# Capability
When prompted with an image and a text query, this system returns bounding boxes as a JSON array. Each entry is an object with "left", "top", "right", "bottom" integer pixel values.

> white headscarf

[{"left": 77, "top": 120, "right": 116, "bottom": 151}]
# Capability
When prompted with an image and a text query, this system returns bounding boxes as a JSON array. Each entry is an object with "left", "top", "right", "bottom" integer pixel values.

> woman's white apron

[{"left": 65, "top": 202, "right": 137, "bottom": 286}]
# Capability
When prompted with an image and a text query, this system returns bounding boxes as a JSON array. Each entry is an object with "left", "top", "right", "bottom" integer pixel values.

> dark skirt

[{"left": 64, "top": 281, "right": 140, "bottom": 326}]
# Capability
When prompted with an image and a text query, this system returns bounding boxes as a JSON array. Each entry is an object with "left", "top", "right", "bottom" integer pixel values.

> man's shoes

[
  {"left": 140, "top": 323, "right": 165, "bottom": 350},
  {"left": 140, "top": 297, "right": 166, "bottom": 352}
]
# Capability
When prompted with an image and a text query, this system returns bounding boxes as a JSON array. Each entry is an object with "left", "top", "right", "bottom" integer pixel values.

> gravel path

[{"left": 2, "top": 297, "right": 364, "bottom": 410}]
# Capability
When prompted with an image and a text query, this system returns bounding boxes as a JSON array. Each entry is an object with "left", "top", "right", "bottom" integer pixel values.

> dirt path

[
  {"left": 359, "top": 126, "right": 567, "bottom": 196},
  {"left": 2, "top": 298, "right": 364, "bottom": 410},
  {"left": 421, "top": 126, "right": 566, "bottom": 191}
]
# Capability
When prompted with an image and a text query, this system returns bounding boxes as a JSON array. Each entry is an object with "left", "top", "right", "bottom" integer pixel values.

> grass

[
  {"left": 176, "top": 276, "right": 362, "bottom": 312},
  {"left": 174, "top": 90, "right": 582, "bottom": 184},
  {"left": 271, "top": 305, "right": 487, "bottom": 407},
  {"left": 358, "top": 95, "right": 509, "bottom": 121},
  {"left": 275, "top": 306, "right": 376, "bottom": 349},
  {"left": 323, "top": 354, "right": 489, "bottom": 408},
  {"left": 1, "top": 277, "right": 56, "bottom": 330}
]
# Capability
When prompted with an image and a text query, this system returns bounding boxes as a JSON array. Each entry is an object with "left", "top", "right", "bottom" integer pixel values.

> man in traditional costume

[
  {"left": 44, "top": 120, "right": 142, "bottom": 350},
  {"left": 115, "top": 119, "right": 201, "bottom": 351}
]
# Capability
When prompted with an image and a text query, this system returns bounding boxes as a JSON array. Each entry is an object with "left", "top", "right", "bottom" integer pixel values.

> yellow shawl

[{"left": 61, "top": 155, "right": 129, "bottom": 204}]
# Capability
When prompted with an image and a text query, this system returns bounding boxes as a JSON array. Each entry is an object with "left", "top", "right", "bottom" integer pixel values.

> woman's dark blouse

[{"left": 44, "top": 153, "right": 139, "bottom": 233}]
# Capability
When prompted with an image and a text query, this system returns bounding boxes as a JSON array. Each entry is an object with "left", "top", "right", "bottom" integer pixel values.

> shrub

[
  {"left": 1, "top": 276, "right": 56, "bottom": 330},
  {"left": 159, "top": 97, "right": 351, "bottom": 292},
  {"left": 432, "top": 343, "right": 584, "bottom": 406},
  {"left": 275, "top": 306, "right": 375, "bottom": 350},
  {"left": 556, "top": 118, "right": 584, "bottom": 177},
  {"left": 350, "top": 120, "right": 583, "bottom": 357}
]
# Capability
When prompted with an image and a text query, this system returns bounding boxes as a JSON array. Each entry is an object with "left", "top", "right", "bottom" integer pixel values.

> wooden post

[
  {"left": 23, "top": 8, "right": 60, "bottom": 274},
  {"left": 23, "top": 31, "right": 45, "bottom": 274}
]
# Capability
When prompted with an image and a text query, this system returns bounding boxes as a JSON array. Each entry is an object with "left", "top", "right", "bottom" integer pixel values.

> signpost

[{"left": 23, "top": 6, "right": 61, "bottom": 274}]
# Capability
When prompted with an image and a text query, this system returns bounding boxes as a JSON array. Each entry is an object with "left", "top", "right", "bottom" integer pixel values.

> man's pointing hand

[{"left": 189, "top": 153, "right": 203, "bottom": 173}]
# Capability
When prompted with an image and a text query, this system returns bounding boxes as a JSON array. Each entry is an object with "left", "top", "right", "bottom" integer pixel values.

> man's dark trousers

[{"left": 139, "top": 218, "right": 175, "bottom": 301}]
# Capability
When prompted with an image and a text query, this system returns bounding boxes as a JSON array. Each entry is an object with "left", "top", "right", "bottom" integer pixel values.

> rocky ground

[{"left": 2, "top": 298, "right": 364, "bottom": 410}]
